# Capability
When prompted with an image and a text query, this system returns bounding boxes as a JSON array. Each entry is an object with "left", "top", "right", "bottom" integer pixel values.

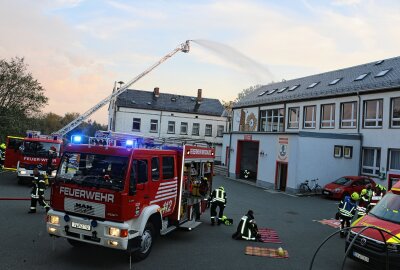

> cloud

[{"left": 331, "top": 0, "right": 362, "bottom": 6}]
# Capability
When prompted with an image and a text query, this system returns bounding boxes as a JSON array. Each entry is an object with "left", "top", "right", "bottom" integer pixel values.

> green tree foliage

[{"left": 235, "top": 84, "right": 262, "bottom": 102}]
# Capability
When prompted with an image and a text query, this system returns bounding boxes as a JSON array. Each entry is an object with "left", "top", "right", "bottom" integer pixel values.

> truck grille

[
  {"left": 348, "top": 232, "right": 386, "bottom": 252},
  {"left": 64, "top": 198, "right": 105, "bottom": 218}
]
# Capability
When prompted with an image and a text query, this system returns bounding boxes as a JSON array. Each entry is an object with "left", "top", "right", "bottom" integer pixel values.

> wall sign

[{"left": 277, "top": 137, "right": 289, "bottom": 161}]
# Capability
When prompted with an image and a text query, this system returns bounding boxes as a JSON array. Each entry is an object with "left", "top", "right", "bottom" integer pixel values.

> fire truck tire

[
  {"left": 133, "top": 223, "right": 155, "bottom": 261},
  {"left": 67, "top": 238, "right": 87, "bottom": 248}
]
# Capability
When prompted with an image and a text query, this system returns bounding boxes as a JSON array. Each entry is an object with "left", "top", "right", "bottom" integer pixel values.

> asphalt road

[{"left": 0, "top": 170, "right": 366, "bottom": 270}]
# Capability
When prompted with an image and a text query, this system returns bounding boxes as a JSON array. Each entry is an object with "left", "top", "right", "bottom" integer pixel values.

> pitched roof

[
  {"left": 234, "top": 56, "right": 400, "bottom": 108},
  {"left": 116, "top": 89, "right": 224, "bottom": 116}
]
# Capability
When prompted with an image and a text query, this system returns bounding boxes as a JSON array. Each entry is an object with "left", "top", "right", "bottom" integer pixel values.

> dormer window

[{"left": 307, "top": 82, "right": 319, "bottom": 89}]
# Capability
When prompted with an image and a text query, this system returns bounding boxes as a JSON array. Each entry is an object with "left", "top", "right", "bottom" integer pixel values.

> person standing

[
  {"left": 28, "top": 168, "right": 50, "bottom": 213},
  {"left": 232, "top": 210, "right": 261, "bottom": 241},
  {"left": 337, "top": 192, "right": 359, "bottom": 237},
  {"left": 357, "top": 189, "right": 370, "bottom": 217},
  {"left": 210, "top": 186, "right": 227, "bottom": 225}
]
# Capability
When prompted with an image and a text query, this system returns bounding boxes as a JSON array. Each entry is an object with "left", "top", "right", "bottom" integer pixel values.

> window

[
  {"left": 167, "top": 121, "right": 175, "bottom": 134},
  {"left": 375, "top": 60, "right": 384, "bottom": 65},
  {"left": 267, "top": 89, "right": 278, "bottom": 95},
  {"left": 162, "top": 156, "right": 174, "bottom": 179},
  {"left": 362, "top": 148, "right": 381, "bottom": 176},
  {"left": 205, "top": 124, "right": 212, "bottom": 136},
  {"left": 258, "top": 91, "right": 267, "bottom": 97},
  {"left": 334, "top": 145, "right": 342, "bottom": 158},
  {"left": 340, "top": 102, "right": 357, "bottom": 128},
  {"left": 307, "top": 82, "right": 319, "bottom": 89},
  {"left": 375, "top": 69, "right": 391, "bottom": 78},
  {"left": 217, "top": 125, "right": 224, "bottom": 137},
  {"left": 355, "top": 73, "right": 369, "bottom": 81},
  {"left": 277, "top": 87, "right": 288, "bottom": 93},
  {"left": 131, "top": 159, "right": 148, "bottom": 184},
  {"left": 132, "top": 118, "right": 141, "bottom": 131},
  {"left": 192, "top": 123, "right": 200, "bottom": 136},
  {"left": 329, "top": 78, "right": 342, "bottom": 85},
  {"left": 344, "top": 146, "right": 353, "bottom": 159},
  {"left": 151, "top": 157, "right": 160, "bottom": 180},
  {"left": 321, "top": 104, "right": 335, "bottom": 128},
  {"left": 180, "top": 122, "right": 188, "bottom": 135},
  {"left": 150, "top": 119, "right": 158, "bottom": 133},
  {"left": 389, "top": 149, "right": 400, "bottom": 170},
  {"left": 391, "top": 97, "right": 400, "bottom": 128},
  {"left": 303, "top": 106, "right": 316, "bottom": 128},
  {"left": 288, "top": 107, "right": 299, "bottom": 129},
  {"left": 259, "top": 108, "right": 284, "bottom": 132},
  {"left": 288, "top": 85, "right": 300, "bottom": 91},
  {"left": 364, "top": 99, "right": 383, "bottom": 128}
]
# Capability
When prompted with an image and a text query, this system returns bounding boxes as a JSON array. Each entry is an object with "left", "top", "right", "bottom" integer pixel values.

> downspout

[
  {"left": 357, "top": 91, "right": 363, "bottom": 176},
  {"left": 158, "top": 111, "right": 163, "bottom": 138}
]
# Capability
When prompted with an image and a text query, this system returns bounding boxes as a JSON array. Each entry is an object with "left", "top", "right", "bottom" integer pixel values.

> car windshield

[
  {"left": 21, "top": 141, "right": 61, "bottom": 157},
  {"left": 369, "top": 193, "right": 400, "bottom": 224},
  {"left": 57, "top": 152, "right": 128, "bottom": 191},
  {"left": 333, "top": 177, "right": 352, "bottom": 186}
]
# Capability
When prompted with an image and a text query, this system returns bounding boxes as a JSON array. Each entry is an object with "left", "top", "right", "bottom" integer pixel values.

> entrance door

[
  {"left": 276, "top": 162, "right": 288, "bottom": 191},
  {"left": 236, "top": 140, "right": 259, "bottom": 181}
]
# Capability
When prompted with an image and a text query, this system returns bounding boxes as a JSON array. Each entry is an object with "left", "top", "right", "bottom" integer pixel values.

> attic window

[
  {"left": 375, "top": 60, "right": 384, "bottom": 65},
  {"left": 288, "top": 85, "right": 299, "bottom": 91},
  {"left": 307, "top": 82, "right": 319, "bottom": 89},
  {"left": 329, "top": 78, "right": 342, "bottom": 85},
  {"left": 354, "top": 73, "right": 370, "bottom": 81},
  {"left": 147, "top": 102, "right": 152, "bottom": 105},
  {"left": 131, "top": 100, "right": 136, "bottom": 104},
  {"left": 277, "top": 87, "right": 288, "bottom": 93},
  {"left": 375, "top": 69, "right": 391, "bottom": 78},
  {"left": 267, "top": 89, "right": 278, "bottom": 95},
  {"left": 258, "top": 91, "right": 267, "bottom": 97},
  {"left": 171, "top": 97, "right": 176, "bottom": 102},
  {"left": 191, "top": 97, "right": 196, "bottom": 101}
]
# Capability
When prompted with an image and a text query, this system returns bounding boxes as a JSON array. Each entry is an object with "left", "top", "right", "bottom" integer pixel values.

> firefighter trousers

[
  {"left": 30, "top": 196, "right": 49, "bottom": 212},
  {"left": 339, "top": 214, "right": 352, "bottom": 237},
  {"left": 210, "top": 201, "right": 225, "bottom": 224}
]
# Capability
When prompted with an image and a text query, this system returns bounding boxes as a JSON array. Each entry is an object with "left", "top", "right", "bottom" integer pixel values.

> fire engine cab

[
  {"left": 46, "top": 131, "right": 214, "bottom": 261},
  {"left": 346, "top": 181, "right": 400, "bottom": 269},
  {"left": 4, "top": 131, "right": 63, "bottom": 184}
]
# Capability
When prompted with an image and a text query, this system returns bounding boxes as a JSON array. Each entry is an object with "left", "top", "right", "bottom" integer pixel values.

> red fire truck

[
  {"left": 46, "top": 133, "right": 214, "bottom": 261},
  {"left": 4, "top": 131, "right": 63, "bottom": 184}
]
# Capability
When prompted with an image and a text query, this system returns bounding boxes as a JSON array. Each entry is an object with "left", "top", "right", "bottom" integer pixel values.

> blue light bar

[
  {"left": 126, "top": 140, "right": 134, "bottom": 147},
  {"left": 71, "top": 135, "right": 82, "bottom": 143}
]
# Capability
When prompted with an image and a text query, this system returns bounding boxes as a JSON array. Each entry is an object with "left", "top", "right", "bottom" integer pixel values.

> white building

[
  {"left": 108, "top": 88, "right": 227, "bottom": 162},
  {"left": 222, "top": 56, "right": 400, "bottom": 192}
]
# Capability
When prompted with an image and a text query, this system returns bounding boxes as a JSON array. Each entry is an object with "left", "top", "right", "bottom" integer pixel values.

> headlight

[
  {"left": 333, "top": 188, "right": 342, "bottom": 193},
  {"left": 108, "top": 227, "right": 120, "bottom": 237},
  {"left": 47, "top": 215, "right": 60, "bottom": 225},
  {"left": 51, "top": 170, "right": 57, "bottom": 177},
  {"left": 19, "top": 168, "right": 26, "bottom": 175}
]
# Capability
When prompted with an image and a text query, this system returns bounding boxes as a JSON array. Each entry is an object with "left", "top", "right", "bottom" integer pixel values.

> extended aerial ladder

[{"left": 52, "top": 40, "right": 191, "bottom": 137}]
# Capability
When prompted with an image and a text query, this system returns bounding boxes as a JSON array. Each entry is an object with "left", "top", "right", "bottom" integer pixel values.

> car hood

[
  {"left": 352, "top": 215, "right": 400, "bottom": 243},
  {"left": 324, "top": 183, "right": 344, "bottom": 190}
]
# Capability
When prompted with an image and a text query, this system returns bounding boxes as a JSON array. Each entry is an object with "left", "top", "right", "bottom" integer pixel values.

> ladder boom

[{"left": 53, "top": 40, "right": 191, "bottom": 136}]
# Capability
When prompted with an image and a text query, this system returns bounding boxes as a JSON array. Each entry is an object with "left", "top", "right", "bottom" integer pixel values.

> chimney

[
  {"left": 153, "top": 87, "right": 160, "bottom": 98},
  {"left": 197, "top": 89, "right": 202, "bottom": 103}
]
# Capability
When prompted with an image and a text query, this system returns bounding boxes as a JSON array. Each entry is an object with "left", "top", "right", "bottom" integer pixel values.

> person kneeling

[{"left": 232, "top": 210, "right": 261, "bottom": 241}]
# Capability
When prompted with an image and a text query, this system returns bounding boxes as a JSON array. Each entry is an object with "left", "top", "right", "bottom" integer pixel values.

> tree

[{"left": 0, "top": 57, "right": 48, "bottom": 142}]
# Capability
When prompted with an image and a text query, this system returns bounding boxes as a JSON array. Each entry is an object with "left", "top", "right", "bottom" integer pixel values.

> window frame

[
  {"left": 150, "top": 119, "right": 158, "bottom": 133},
  {"left": 217, "top": 125, "right": 224, "bottom": 137},
  {"left": 180, "top": 122, "right": 188, "bottom": 135},
  {"left": 192, "top": 123, "right": 200, "bottom": 136},
  {"left": 303, "top": 105, "right": 316, "bottom": 129},
  {"left": 151, "top": 157, "right": 160, "bottom": 181},
  {"left": 362, "top": 147, "right": 381, "bottom": 176},
  {"left": 334, "top": 145, "right": 343, "bottom": 158},
  {"left": 132, "top": 118, "right": 141, "bottom": 132},
  {"left": 162, "top": 156, "right": 175, "bottom": 180},
  {"left": 260, "top": 108, "right": 284, "bottom": 132},
  {"left": 343, "top": 146, "right": 353, "bottom": 159},
  {"left": 205, "top": 124, "right": 212, "bottom": 137},
  {"left": 287, "top": 107, "right": 299, "bottom": 129},
  {"left": 389, "top": 148, "right": 400, "bottom": 171},
  {"left": 167, "top": 121, "right": 175, "bottom": 134},
  {"left": 320, "top": 103, "right": 335, "bottom": 129},
  {"left": 340, "top": 102, "right": 357, "bottom": 129},
  {"left": 363, "top": 99, "right": 383, "bottom": 128},
  {"left": 390, "top": 97, "right": 400, "bottom": 128}
]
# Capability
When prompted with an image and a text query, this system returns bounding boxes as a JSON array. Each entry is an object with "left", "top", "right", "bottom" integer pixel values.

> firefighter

[
  {"left": 357, "top": 189, "right": 370, "bottom": 217},
  {"left": 232, "top": 210, "right": 261, "bottom": 241},
  {"left": 369, "top": 185, "right": 385, "bottom": 210},
  {"left": 210, "top": 186, "right": 227, "bottom": 226},
  {"left": 0, "top": 143, "right": 5, "bottom": 169},
  {"left": 375, "top": 184, "right": 387, "bottom": 195},
  {"left": 28, "top": 168, "right": 50, "bottom": 213},
  {"left": 337, "top": 192, "right": 359, "bottom": 238}
]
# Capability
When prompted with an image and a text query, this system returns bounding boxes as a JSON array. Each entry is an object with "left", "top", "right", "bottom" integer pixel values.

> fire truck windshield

[
  {"left": 21, "top": 141, "right": 61, "bottom": 157},
  {"left": 369, "top": 193, "right": 400, "bottom": 224},
  {"left": 58, "top": 152, "right": 128, "bottom": 191}
]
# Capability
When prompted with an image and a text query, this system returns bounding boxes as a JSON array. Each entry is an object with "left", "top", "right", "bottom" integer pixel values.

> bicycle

[{"left": 299, "top": 178, "right": 322, "bottom": 194}]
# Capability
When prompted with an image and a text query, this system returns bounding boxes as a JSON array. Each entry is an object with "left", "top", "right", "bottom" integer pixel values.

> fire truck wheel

[
  {"left": 134, "top": 223, "right": 155, "bottom": 261},
  {"left": 67, "top": 238, "right": 87, "bottom": 248}
]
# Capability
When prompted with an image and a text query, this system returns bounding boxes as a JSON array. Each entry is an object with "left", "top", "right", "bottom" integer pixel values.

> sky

[{"left": 1, "top": 0, "right": 399, "bottom": 124}]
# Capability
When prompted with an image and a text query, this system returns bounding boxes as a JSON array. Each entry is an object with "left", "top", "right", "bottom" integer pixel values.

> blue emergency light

[
  {"left": 126, "top": 140, "right": 134, "bottom": 148},
  {"left": 71, "top": 135, "right": 82, "bottom": 143}
]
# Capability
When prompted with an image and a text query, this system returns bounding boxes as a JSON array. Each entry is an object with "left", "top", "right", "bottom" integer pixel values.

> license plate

[
  {"left": 353, "top": 251, "right": 369, "bottom": 263},
  {"left": 71, "top": 221, "right": 91, "bottom": 231},
  {"left": 323, "top": 191, "right": 329, "bottom": 195}
]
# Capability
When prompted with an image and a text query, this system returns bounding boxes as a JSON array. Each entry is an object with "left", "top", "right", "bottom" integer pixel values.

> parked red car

[{"left": 322, "top": 176, "right": 376, "bottom": 200}]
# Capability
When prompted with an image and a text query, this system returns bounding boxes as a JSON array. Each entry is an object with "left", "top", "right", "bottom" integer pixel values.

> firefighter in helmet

[
  {"left": 0, "top": 143, "right": 6, "bottom": 168},
  {"left": 28, "top": 168, "right": 50, "bottom": 213},
  {"left": 337, "top": 192, "right": 359, "bottom": 237},
  {"left": 357, "top": 189, "right": 370, "bottom": 217},
  {"left": 232, "top": 210, "right": 261, "bottom": 241},
  {"left": 209, "top": 186, "right": 227, "bottom": 225}
]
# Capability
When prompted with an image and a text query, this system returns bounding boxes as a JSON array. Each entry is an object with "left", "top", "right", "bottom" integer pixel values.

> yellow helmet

[
  {"left": 351, "top": 192, "right": 360, "bottom": 201},
  {"left": 360, "top": 189, "right": 367, "bottom": 196},
  {"left": 0, "top": 143, "right": 5, "bottom": 150}
]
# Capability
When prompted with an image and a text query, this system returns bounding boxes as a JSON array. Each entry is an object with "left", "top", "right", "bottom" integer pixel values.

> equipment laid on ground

[{"left": 46, "top": 131, "right": 215, "bottom": 261}]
